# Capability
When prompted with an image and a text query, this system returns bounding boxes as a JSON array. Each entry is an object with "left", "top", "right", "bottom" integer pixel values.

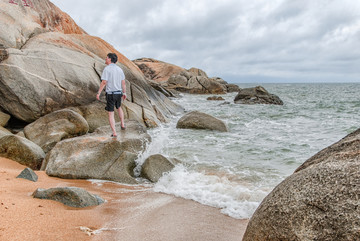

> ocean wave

[{"left": 153, "top": 165, "right": 268, "bottom": 219}]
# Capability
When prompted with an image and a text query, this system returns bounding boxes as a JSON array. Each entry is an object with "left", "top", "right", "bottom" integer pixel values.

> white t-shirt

[{"left": 101, "top": 63, "right": 125, "bottom": 93}]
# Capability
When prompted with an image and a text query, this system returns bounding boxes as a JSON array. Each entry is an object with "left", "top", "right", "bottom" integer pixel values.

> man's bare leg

[
  {"left": 108, "top": 111, "right": 117, "bottom": 136},
  {"left": 117, "top": 106, "right": 125, "bottom": 129}
]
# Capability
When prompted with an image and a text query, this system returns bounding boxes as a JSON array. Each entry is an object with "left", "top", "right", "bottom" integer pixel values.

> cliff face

[
  {"left": 29, "top": 0, "right": 85, "bottom": 34},
  {"left": 0, "top": 0, "right": 82, "bottom": 47},
  {"left": 0, "top": 0, "right": 182, "bottom": 124}
]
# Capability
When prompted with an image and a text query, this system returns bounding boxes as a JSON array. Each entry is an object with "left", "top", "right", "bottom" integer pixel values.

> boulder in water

[
  {"left": 140, "top": 154, "right": 176, "bottom": 182},
  {"left": 234, "top": 86, "right": 283, "bottom": 105},
  {"left": 243, "top": 128, "right": 360, "bottom": 241},
  {"left": 176, "top": 111, "right": 228, "bottom": 132}
]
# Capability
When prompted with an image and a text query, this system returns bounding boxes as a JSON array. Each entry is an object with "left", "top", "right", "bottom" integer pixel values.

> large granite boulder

[
  {"left": 243, "top": 128, "right": 360, "bottom": 241},
  {"left": 0, "top": 135, "right": 45, "bottom": 170},
  {"left": 23, "top": 109, "right": 89, "bottom": 153},
  {"left": 234, "top": 86, "right": 283, "bottom": 105},
  {"left": 33, "top": 187, "right": 104, "bottom": 208},
  {"left": 140, "top": 154, "right": 176, "bottom": 183},
  {"left": 176, "top": 111, "right": 228, "bottom": 132},
  {"left": 0, "top": 1, "right": 183, "bottom": 126},
  {"left": 43, "top": 120, "right": 151, "bottom": 184}
]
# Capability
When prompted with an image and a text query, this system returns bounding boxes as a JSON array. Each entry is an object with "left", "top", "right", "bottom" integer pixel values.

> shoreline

[{"left": 0, "top": 157, "right": 248, "bottom": 240}]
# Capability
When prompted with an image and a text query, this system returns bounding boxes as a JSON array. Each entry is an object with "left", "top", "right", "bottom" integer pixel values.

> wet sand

[{"left": 0, "top": 157, "right": 248, "bottom": 241}]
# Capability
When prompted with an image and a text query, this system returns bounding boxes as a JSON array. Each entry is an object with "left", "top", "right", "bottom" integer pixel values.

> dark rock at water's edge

[
  {"left": 140, "top": 154, "right": 176, "bottom": 183},
  {"left": 243, "top": 128, "right": 360, "bottom": 241},
  {"left": 16, "top": 168, "right": 38, "bottom": 182},
  {"left": 234, "top": 86, "right": 283, "bottom": 105},
  {"left": 176, "top": 111, "right": 228, "bottom": 132},
  {"left": 207, "top": 96, "right": 225, "bottom": 101},
  {"left": 219, "top": 101, "right": 231, "bottom": 106},
  {"left": 32, "top": 187, "right": 105, "bottom": 208}
]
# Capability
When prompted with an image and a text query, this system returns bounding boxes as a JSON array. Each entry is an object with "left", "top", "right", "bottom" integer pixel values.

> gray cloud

[{"left": 51, "top": 0, "right": 360, "bottom": 82}]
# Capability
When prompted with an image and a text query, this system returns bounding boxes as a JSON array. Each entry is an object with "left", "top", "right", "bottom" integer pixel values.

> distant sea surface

[{"left": 135, "top": 83, "right": 360, "bottom": 219}]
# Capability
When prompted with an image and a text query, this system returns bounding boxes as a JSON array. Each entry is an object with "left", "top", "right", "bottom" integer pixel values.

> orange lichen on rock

[{"left": 71, "top": 35, "right": 144, "bottom": 76}]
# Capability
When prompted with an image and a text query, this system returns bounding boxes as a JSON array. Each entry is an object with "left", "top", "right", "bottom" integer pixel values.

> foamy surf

[{"left": 153, "top": 165, "right": 267, "bottom": 219}]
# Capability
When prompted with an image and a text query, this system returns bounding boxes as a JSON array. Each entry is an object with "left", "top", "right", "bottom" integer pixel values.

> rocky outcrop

[
  {"left": 0, "top": 134, "right": 45, "bottom": 170},
  {"left": 16, "top": 167, "right": 38, "bottom": 182},
  {"left": 210, "top": 77, "right": 241, "bottom": 93},
  {"left": 33, "top": 187, "right": 104, "bottom": 208},
  {"left": 226, "top": 84, "right": 241, "bottom": 93},
  {"left": 43, "top": 120, "right": 150, "bottom": 184},
  {"left": 133, "top": 58, "right": 184, "bottom": 83},
  {"left": 134, "top": 58, "right": 228, "bottom": 94},
  {"left": 0, "top": 0, "right": 183, "bottom": 127},
  {"left": 243, "top": 128, "right": 360, "bottom": 241},
  {"left": 166, "top": 72, "right": 227, "bottom": 94},
  {"left": 176, "top": 111, "right": 228, "bottom": 132},
  {"left": 234, "top": 86, "right": 283, "bottom": 105},
  {"left": 140, "top": 154, "right": 176, "bottom": 182},
  {"left": 23, "top": 109, "right": 89, "bottom": 153}
]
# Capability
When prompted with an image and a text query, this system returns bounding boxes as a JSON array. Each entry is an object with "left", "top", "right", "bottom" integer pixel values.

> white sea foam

[{"left": 153, "top": 165, "right": 267, "bottom": 219}]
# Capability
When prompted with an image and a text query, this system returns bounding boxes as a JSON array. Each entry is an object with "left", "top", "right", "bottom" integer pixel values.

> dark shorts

[{"left": 105, "top": 93, "right": 123, "bottom": 112}]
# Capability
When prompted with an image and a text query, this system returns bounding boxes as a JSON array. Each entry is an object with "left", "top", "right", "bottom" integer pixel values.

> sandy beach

[{"left": 0, "top": 157, "right": 248, "bottom": 241}]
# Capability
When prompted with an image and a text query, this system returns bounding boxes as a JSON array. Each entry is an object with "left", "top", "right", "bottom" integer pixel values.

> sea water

[{"left": 136, "top": 83, "right": 360, "bottom": 219}]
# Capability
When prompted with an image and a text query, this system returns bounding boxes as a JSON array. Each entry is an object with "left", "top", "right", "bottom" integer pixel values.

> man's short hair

[{"left": 107, "top": 53, "right": 118, "bottom": 63}]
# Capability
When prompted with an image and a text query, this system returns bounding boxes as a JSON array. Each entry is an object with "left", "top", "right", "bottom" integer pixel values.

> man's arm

[{"left": 96, "top": 80, "right": 107, "bottom": 100}]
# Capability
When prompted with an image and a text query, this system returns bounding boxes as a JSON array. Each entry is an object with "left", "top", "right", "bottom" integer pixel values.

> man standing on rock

[{"left": 96, "top": 53, "right": 127, "bottom": 137}]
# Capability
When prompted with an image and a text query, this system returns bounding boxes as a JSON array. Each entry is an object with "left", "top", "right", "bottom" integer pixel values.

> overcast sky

[{"left": 50, "top": 0, "right": 360, "bottom": 83}]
